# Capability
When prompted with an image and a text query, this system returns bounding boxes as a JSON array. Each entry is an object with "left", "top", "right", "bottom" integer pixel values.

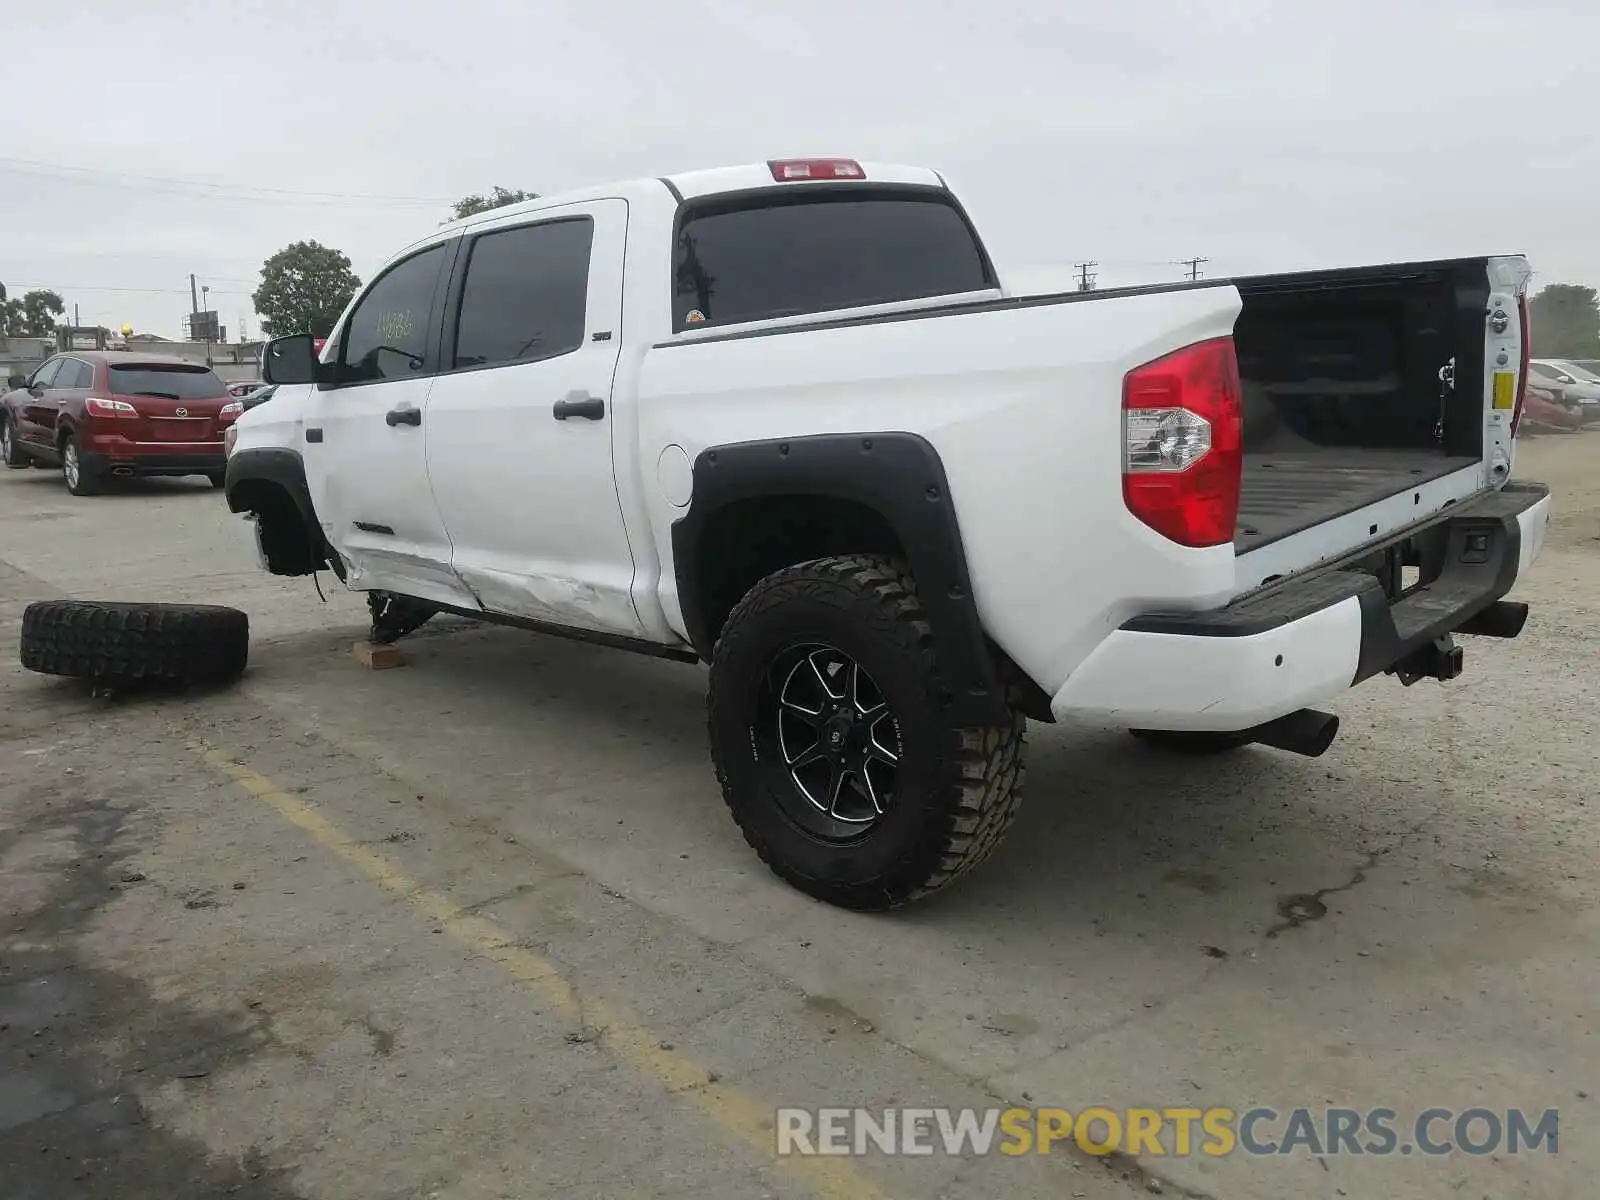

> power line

[
  {"left": 0, "top": 157, "right": 454, "bottom": 207},
  {"left": 2, "top": 282, "right": 254, "bottom": 296},
  {"left": 1178, "top": 256, "right": 1209, "bottom": 281}
]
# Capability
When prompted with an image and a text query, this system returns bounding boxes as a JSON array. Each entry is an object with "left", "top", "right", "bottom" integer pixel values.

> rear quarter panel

[{"left": 636, "top": 285, "right": 1245, "bottom": 694}]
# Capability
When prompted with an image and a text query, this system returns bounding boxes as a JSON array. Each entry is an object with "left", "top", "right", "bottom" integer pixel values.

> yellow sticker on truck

[{"left": 1492, "top": 371, "right": 1516, "bottom": 410}]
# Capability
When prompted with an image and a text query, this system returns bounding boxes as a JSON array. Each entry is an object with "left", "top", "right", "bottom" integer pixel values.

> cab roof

[{"left": 431, "top": 159, "right": 947, "bottom": 236}]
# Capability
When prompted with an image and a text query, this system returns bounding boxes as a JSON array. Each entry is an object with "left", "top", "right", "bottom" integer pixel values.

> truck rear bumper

[{"left": 1050, "top": 482, "right": 1552, "bottom": 731}]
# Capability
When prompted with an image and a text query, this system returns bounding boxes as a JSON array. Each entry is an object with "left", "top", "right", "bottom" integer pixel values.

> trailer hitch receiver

[{"left": 1390, "top": 634, "right": 1464, "bottom": 686}]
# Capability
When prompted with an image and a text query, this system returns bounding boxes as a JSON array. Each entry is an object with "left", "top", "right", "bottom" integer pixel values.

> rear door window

[
  {"left": 29, "top": 360, "right": 62, "bottom": 389},
  {"left": 671, "top": 188, "right": 994, "bottom": 331},
  {"left": 452, "top": 218, "right": 593, "bottom": 369},
  {"left": 109, "top": 364, "right": 226, "bottom": 399},
  {"left": 57, "top": 360, "right": 93, "bottom": 389}
]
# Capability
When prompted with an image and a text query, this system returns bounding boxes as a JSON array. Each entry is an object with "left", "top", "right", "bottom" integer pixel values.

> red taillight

[
  {"left": 1512, "top": 294, "right": 1531, "bottom": 438},
  {"left": 767, "top": 158, "right": 865, "bottom": 182},
  {"left": 1121, "top": 337, "right": 1243, "bottom": 548},
  {"left": 85, "top": 397, "right": 139, "bottom": 418}
]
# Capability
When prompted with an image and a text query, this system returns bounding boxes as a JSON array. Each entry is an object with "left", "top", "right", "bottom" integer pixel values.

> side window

[
  {"left": 58, "top": 361, "right": 92, "bottom": 389},
  {"left": 336, "top": 244, "right": 447, "bottom": 385},
  {"left": 29, "top": 359, "right": 62, "bottom": 389},
  {"left": 452, "top": 218, "right": 593, "bottom": 370}
]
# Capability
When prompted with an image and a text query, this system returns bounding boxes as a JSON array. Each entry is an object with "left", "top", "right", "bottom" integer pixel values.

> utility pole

[
  {"left": 201, "top": 285, "right": 213, "bottom": 366},
  {"left": 189, "top": 273, "right": 200, "bottom": 334},
  {"left": 1074, "top": 261, "right": 1098, "bottom": 292},
  {"left": 73, "top": 303, "right": 80, "bottom": 327},
  {"left": 1180, "top": 257, "right": 1208, "bottom": 281}
]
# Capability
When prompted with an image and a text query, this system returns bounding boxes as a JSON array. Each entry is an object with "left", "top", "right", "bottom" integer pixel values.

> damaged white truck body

[{"left": 226, "top": 158, "right": 1552, "bottom": 910}]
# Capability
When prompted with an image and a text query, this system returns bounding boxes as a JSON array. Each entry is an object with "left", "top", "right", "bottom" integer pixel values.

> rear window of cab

[{"left": 671, "top": 186, "right": 995, "bottom": 332}]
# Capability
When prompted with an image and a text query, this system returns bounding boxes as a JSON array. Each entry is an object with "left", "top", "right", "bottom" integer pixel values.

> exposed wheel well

[
  {"left": 228, "top": 478, "right": 330, "bottom": 577},
  {"left": 688, "top": 494, "right": 1053, "bottom": 721},
  {"left": 694, "top": 495, "right": 904, "bottom": 649}
]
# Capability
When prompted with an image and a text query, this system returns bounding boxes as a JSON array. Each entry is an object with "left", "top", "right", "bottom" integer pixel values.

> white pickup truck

[{"left": 227, "top": 157, "right": 1552, "bottom": 910}]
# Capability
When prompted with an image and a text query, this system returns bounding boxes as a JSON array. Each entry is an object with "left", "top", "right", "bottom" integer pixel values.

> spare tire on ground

[{"left": 20, "top": 601, "right": 249, "bottom": 687}]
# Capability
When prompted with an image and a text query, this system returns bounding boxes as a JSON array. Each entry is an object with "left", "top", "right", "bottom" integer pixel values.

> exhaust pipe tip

[
  {"left": 111, "top": 466, "right": 135, "bottom": 477},
  {"left": 1248, "top": 709, "right": 1340, "bottom": 758},
  {"left": 1456, "top": 600, "right": 1529, "bottom": 639}
]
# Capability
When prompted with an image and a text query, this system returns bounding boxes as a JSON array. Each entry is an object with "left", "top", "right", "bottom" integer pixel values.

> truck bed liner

[{"left": 1235, "top": 450, "right": 1478, "bottom": 553}]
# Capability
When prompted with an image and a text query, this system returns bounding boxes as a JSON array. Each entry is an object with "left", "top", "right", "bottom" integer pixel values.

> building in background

[{"left": 1, "top": 328, "right": 263, "bottom": 386}]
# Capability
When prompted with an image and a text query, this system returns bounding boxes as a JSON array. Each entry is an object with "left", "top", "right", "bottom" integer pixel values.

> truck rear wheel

[{"left": 708, "top": 554, "right": 1025, "bottom": 910}]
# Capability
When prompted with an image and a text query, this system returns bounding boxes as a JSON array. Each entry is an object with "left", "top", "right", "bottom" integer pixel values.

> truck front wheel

[{"left": 707, "top": 554, "right": 1025, "bottom": 910}]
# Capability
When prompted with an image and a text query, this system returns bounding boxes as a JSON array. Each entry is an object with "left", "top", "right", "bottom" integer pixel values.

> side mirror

[
  {"left": 6, "top": 374, "right": 25, "bottom": 391},
  {"left": 262, "top": 333, "right": 327, "bottom": 385}
]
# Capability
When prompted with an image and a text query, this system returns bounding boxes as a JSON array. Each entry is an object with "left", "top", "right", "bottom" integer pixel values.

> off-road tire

[
  {"left": 20, "top": 601, "right": 249, "bottom": 687},
  {"left": 1128, "top": 728, "right": 1247, "bottom": 755},
  {"left": 708, "top": 554, "right": 1025, "bottom": 910},
  {"left": 1, "top": 415, "right": 28, "bottom": 468}
]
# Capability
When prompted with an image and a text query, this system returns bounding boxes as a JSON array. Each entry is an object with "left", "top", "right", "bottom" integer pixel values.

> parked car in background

[
  {"left": 1529, "top": 359, "right": 1600, "bottom": 419},
  {"left": 240, "top": 384, "right": 277, "bottom": 410},
  {"left": 1519, "top": 380, "right": 1583, "bottom": 434},
  {"left": 1, "top": 352, "right": 241, "bottom": 495}
]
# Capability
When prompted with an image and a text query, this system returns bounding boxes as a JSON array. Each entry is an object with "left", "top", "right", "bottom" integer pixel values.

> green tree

[
  {"left": 448, "top": 186, "right": 537, "bottom": 222},
  {"left": 1528, "top": 284, "right": 1600, "bottom": 359},
  {"left": 20, "top": 289, "right": 64, "bottom": 335},
  {"left": 252, "top": 241, "right": 362, "bottom": 338},
  {"left": 0, "top": 288, "right": 64, "bottom": 336}
]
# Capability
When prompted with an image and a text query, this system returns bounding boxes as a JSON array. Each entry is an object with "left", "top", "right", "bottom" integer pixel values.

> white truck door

[
  {"left": 423, "top": 199, "right": 641, "bottom": 636},
  {"left": 302, "top": 240, "right": 474, "bottom": 609}
]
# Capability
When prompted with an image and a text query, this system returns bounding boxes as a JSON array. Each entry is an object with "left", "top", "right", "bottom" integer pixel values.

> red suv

[{"left": 1, "top": 352, "right": 242, "bottom": 495}]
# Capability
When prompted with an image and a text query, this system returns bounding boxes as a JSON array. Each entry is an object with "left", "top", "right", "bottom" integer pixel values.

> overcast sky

[{"left": 2, "top": 0, "right": 1596, "bottom": 339}]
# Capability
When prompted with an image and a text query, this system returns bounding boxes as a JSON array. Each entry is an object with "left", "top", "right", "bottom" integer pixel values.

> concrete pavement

[{"left": 3, "top": 436, "right": 1597, "bottom": 1199}]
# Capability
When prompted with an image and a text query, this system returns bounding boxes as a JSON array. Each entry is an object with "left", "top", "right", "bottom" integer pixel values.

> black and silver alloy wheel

[
  {"left": 708, "top": 553, "right": 1026, "bottom": 911},
  {"left": 757, "top": 643, "right": 902, "bottom": 837}
]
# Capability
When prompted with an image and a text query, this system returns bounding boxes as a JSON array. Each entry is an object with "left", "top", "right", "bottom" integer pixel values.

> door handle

[
  {"left": 552, "top": 392, "right": 605, "bottom": 421},
  {"left": 385, "top": 406, "right": 422, "bottom": 427}
]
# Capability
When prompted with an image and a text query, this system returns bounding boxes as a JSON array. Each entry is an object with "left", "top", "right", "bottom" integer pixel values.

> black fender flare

[
  {"left": 224, "top": 447, "right": 335, "bottom": 576},
  {"left": 670, "top": 432, "right": 1010, "bottom": 727},
  {"left": 225, "top": 447, "right": 316, "bottom": 521}
]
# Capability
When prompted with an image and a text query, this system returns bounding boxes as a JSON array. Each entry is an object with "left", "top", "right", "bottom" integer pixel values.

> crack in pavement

[{"left": 1265, "top": 848, "right": 1385, "bottom": 939}]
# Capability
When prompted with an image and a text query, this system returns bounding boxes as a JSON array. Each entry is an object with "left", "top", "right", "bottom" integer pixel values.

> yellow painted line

[{"left": 187, "top": 739, "right": 888, "bottom": 1200}]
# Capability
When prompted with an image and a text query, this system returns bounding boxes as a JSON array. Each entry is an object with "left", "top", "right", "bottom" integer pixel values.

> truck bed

[
  {"left": 1234, "top": 449, "right": 1478, "bottom": 553},
  {"left": 1231, "top": 258, "right": 1494, "bottom": 558}
]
